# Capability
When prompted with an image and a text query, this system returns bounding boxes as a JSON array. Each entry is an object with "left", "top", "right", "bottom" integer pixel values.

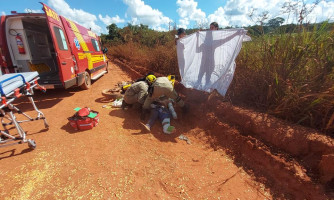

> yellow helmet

[
  {"left": 122, "top": 84, "right": 131, "bottom": 91},
  {"left": 146, "top": 75, "right": 157, "bottom": 84},
  {"left": 167, "top": 75, "right": 175, "bottom": 87}
]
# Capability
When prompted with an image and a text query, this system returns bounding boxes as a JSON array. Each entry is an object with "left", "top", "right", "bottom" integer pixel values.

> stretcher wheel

[
  {"left": 102, "top": 88, "right": 123, "bottom": 99},
  {"left": 44, "top": 121, "right": 49, "bottom": 129},
  {"left": 28, "top": 139, "right": 36, "bottom": 149}
]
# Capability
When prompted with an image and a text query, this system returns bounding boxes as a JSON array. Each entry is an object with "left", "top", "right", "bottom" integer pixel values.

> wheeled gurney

[{"left": 0, "top": 72, "right": 48, "bottom": 149}]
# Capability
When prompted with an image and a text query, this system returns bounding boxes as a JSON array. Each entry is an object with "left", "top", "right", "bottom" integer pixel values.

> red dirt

[{"left": 0, "top": 61, "right": 333, "bottom": 199}]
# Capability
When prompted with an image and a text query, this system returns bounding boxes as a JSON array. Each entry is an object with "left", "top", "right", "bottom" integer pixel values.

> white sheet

[{"left": 177, "top": 29, "right": 250, "bottom": 96}]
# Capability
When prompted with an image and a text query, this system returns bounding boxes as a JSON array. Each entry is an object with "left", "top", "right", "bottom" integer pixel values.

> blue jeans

[{"left": 147, "top": 106, "right": 171, "bottom": 127}]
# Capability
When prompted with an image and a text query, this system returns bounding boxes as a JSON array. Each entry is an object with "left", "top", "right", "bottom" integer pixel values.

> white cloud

[
  {"left": 154, "top": 26, "right": 169, "bottom": 32},
  {"left": 122, "top": 0, "right": 171, "bottom": 30},
  {"left": 1, "top": 11, "right": 5, "bottom": 15},
  {"left": 306, "top": 1, "right": 334, "bottom": 23},
  {"left": 222, "top": 0, "right": 283, "bottom": 27},
  {"left": 176, "top": 0, "right": 207, "bottom": 28},
  {"left": 207, "top": 7, "right": 229, "bottom": 28},
  {"left": 99, "top": 14, "right": 125, "bottom": 25},
  {"left": 24, "top": 9, "right": 42, "bottom": 13},
  {"left": 178, "top": 18, "right": 190, "bottom": 29},
  {"left": 177, "top": 0, "right": 334, "bottom": 29},
  {"left": 47, "top": 0, "right": 103, "bottom": 34}
]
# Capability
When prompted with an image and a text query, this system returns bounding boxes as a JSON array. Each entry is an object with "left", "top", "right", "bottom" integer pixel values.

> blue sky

[{"left": 1, "top": 0, "right": 333, "bottom": 35}]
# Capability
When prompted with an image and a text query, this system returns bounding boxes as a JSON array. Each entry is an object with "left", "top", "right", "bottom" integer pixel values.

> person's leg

[
  {"left": 161, "top": 118, "right": 175, "bottom": 134},
  {"left": 144, "top": 108, "right": 159, "bottom": 130},
  {"left": 121, "top": 100, "right": 132, "bottom": 110},
  {"left": 160, "top": 111, "right": 175, "bottom": 134},
  {"left": 124, "top": 94, "right": 138, "bottom": 104},
  {"left": 142, "top": 96, "right": 153, "bottom": 110},
  {"left": 122, "top": 94, "right": 137, "bottom": 109},
  {"left": 141, "top": 108, "right": 158, "bottom": 132}
]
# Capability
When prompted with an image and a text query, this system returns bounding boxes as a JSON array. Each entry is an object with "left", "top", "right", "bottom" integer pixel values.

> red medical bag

[{"left": 68, "top": 107, "right": 99, "bottom": 130}]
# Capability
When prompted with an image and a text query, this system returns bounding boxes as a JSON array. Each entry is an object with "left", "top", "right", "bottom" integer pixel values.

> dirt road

[{"left": 0, "top": 61, "right": 332, "bottom": 199}]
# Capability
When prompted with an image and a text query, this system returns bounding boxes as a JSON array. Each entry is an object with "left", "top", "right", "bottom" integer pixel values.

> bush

[{"left": 230, "top": 23, "right": 334, "bottom": 133}]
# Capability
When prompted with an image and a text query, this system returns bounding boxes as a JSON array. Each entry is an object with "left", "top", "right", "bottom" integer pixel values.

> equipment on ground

[
  {"left": 68, "top": 107, "right": 99, "bottom": 131},
  {"left": 0, "top": 72, "right": 48, "bottom": 149}
]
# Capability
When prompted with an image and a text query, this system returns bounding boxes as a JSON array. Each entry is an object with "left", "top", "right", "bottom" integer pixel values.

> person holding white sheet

[
  {"left": 210, "top": 22, "right": 219, "bottom": 30},
  {"left": 196, "top": 25, "right": 240, "bottom": 89}
]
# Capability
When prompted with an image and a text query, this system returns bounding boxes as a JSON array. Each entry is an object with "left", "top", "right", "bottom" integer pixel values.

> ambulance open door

[{"left": 42, "top": 3, "right": 74, "bottom": 88}]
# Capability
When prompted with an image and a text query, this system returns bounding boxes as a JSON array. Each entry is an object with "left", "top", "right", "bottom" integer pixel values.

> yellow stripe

[
  {"left": 91, "top": 55, "right": 104, "bottom": 63},
  {"left": 78, "top": 54, "right": 104, "bottom": 63},
  {"left": 92, "top": 59, "right": 104, "bottom": 63},
  {"left": 67, "top": 19, "right": 93, "bottom": 69},
  {"left": 92, "top": 56, "right": 104, "bottom": 61}
]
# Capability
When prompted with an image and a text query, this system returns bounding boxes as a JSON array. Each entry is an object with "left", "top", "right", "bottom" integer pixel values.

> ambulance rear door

[
  {"left": 42, "top": 3, "right": 75, "bottom": 88},
  {"left": 0, "top": 15, "right": 9, "bottom": 73}
]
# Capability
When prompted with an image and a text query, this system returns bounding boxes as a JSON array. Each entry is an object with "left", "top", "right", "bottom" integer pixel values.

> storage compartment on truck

[{"left": 5, "top": 16, "right": 61, "bottom": 86}]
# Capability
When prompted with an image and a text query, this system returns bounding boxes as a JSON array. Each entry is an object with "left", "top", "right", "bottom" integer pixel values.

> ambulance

[{"left": 0, "top": 3, "right": 108, "bottom": 89}]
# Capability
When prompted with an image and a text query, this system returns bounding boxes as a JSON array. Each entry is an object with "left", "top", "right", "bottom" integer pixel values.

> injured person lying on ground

[{"left": 141, "top": 96, "right": 177, "bottom": 134}]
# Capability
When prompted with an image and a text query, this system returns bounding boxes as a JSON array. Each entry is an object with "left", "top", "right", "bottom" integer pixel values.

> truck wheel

[{"left": 80, "top": 71, "right": 91, "bottom": 89}]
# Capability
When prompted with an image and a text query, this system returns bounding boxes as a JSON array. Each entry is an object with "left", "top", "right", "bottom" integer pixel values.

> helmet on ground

[
  {"left": 146, "top": 75, "right": 156, "bottom": 84},
  {"left": 167, "top": 75, "right": 175, "bottom": 87}
]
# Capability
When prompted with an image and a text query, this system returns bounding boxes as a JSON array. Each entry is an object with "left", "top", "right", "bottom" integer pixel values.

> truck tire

[{"left": 80, "top": 71, "right": 91, "bottom": 89}]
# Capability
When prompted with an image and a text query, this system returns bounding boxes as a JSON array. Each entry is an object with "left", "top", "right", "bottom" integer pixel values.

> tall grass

[
  {"left": 108, "top": 39, "right": 179, "bottom": 76},
  {"left": 230, "top": 23, "right": 334, "bottom": 133},
  {"left": 107, "top": 23, "right": 334, "bottom": 134}
]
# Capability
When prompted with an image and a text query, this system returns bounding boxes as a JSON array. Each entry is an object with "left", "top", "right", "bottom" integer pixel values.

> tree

[
  {"left": 268, "top": 17, "right": 285, "bottom": 28},
  {"left": 107, "top": 23, "right": 120, "bottom": 40}
]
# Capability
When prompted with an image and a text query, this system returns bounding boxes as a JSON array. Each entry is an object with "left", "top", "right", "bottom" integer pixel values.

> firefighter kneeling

[
  {"left": 141, "top": 75, "right": 188, "bottom": 120},
  {"left": 122, "top": 80, "right": 149, "bottom": 110}
]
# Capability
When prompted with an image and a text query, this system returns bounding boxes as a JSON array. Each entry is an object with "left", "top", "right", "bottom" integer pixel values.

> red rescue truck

[{"left": 0, "top": 3, "right": 108, "bottom": 89}]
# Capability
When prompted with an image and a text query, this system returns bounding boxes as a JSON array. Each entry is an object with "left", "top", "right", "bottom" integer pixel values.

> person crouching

[{"left": 142, "top": 76, "right": 188, "bottom": 119}]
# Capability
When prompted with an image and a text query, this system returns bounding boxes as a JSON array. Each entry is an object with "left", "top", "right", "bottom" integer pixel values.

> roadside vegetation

[
  {"left": 100, "top": 14, "right": 334, "bottom": 136},
  {"left": 232, "top": 22, "right": 334, "bottom": 134}
]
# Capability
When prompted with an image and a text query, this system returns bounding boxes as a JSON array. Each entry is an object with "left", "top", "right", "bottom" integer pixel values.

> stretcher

[{"left": 0, "top": 72, "right": 48, "bottom": 149}]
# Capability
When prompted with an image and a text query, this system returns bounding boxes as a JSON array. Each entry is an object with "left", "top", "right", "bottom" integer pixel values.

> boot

[{"left": 141, "top": 123, "right": 151, "bottom": 132}]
